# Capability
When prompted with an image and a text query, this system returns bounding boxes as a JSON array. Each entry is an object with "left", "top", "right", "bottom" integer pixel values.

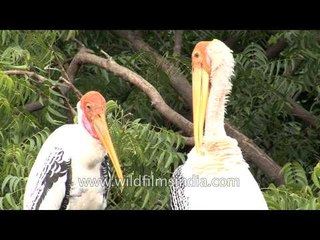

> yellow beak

[
  {"left": 93, "top": 115, "right": 124, "bottom": 189},
  {"left": 192, "top": 64, "right": 210, "bottom": 154}
]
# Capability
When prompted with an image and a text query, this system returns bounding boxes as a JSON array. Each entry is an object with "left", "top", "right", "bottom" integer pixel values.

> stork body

[
  {"left": 170, "top": 40, "right": 268, "bottom": 210},
  {"left": 24, "top": 91, "right": 123, "bottom": 210}
]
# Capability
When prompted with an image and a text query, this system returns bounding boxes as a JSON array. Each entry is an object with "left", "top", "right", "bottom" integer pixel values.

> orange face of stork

[
  {"left": 192, "top": 41, "right": 211, "bottom": 154},
  {"left": 80, "top": 91, "right": 124, "bottom": 186}
]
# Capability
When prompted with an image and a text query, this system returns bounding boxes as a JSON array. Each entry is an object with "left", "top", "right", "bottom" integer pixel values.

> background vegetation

[{"left": 0, "top": 30, "right": 319, "bottom": 209}]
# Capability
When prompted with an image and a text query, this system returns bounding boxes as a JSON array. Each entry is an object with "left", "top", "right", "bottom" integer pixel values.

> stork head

[
  {"left": 78, "top": 91, "right": 124, "bottom": 185},
  {"left": 192, "top": 39, "right": 235, "bottom": 153}
]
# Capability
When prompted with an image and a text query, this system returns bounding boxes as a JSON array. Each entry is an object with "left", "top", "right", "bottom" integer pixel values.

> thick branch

[
  {"left": 64, "top": 49, "right": 194, "bottom": 136},
  {"left": 224, "top": 121, "right": 283, "bottom": 185},
  {"left": 173, "top": 30, "right": 183, "bottom": 57},
  {"left": 265, "top": 38, "right": 288, "bottom": 58},
  {"left": 24, "top": 102, "right": 44, "bottom": 112},
  {"left": 113, "top": 30, "right": 193, "bottom": 107},
  {"left": 289, "top": 99, "right": 318, "bottom": 127},
  {"left": 224, "top": 36, "right": 239, "bottom": 49}
]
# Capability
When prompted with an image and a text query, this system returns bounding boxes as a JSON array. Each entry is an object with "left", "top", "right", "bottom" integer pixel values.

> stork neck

[
  {"left": 204, "top": 70, "right": 230, "bottom": 139},
  {"left": 77, "top": 102, "right": 98, "bottom": 139}
]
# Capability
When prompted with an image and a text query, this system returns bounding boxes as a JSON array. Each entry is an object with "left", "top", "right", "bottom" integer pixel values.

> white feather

[
  {"left": 24, "top": 120, "right": 107, "bottom": 210},
  {"left": 181, "top": 137, "right": 268, "bottom": 210},
  {"left": 171, "top": 39, "right": 268, "bottom": 210}
]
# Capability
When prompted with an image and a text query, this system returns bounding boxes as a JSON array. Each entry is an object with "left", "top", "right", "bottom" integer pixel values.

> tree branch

[
  {"left": 59, "top": 77, "right": 83, "bottom": 99},
  {"left": 4, "top": 70, "right": 46, "bottom": 112},
  {"left": 269, "top": 47, "right": 318, "bottom": 127},
  {"left": 265, "top": 38, "right": 288, "bottom": 58},
  {"left": 4, "top": 70, "right": 46, "bottom": 83},
  {"left": 4, "top": 69, "right": 81, "bottom": 114},
  {"left": 113, "top": 30, "right": 193, "bottom": 107},
  {"left": 55, "top": 87, "right": 78, "bottom": 121},
  {"left": 289, "top": 99, "right": 318, "bottom": 127},
  {"left": 24, "top": 102, "right": 44, "bottom": 112},
  {"left": 173, "top": 30, "right": 183, "bottom": 57},
  {"left": 66, "top": 48, "right": 194, "bottom": 136},
  {"left": 263, "top": 38, "right": 319, "bottom": 127},
  {"left": 224, "top": 35, "right": 239, "bottom": 49},
  {"left": 224, "top": 122, "right": 283, "bottom": 185}
]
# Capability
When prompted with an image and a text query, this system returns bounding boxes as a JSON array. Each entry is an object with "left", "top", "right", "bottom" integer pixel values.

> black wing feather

[
  {"left": 170, "top": 165, "right": 189, "bottom": 210},
  {"left": 60, "top": 159, "right": 72, "bottom": 210},
  {"left": 100, "top": 155, "right": 112, "bottom": 201},
  {"left": 29, "top": 147, "right": 71, "bottom": 209}
]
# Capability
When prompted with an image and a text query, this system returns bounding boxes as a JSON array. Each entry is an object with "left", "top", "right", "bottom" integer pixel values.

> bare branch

[
  {"left": 73, "top": 38, "right": 85, "bottom": 47},
  {"left": 173, "top": 30, "right": 183, "bottom": 57},
  {"left": 183, "top": 136, "right": 194, "bottom": 146},
  {"left": 55, "top": 87, "right": 77, "bottom": 121},
  {"left": 24, "top": 102, "right": 44, "bottom": 112},
  {"left": 59, "top": 77, "right": 83, "bottom": 99},
  {"left": 60, "top": 47, "right": 95, "bottom": 95},
  {"left": 224, "top": 121, "right": 283, "bottom": 185},
  {"left": 265, "top": 38, "right": 288, "bottom": 58},
  {"left": 5, "top": 70, "right": 46, "bottom": 83},
  {"left": 224, "top": 35, "right": 239, "bottom": 49},
  {"left": 289, "top": 99, "right": 318, "bottom": 127},
  {"left": 70, "top": 49, "right": 194, "bottom": 136},
  {"left": 113, "top": 30, "right": 193, "bottom": 107}
]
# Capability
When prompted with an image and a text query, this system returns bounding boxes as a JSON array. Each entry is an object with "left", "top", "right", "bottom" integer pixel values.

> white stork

[
  {"left": 23, "top": 91, "right": 124, "bottom": 210},
  {"left": 170, "top": 39, "right": 268, "bottom": 210}
]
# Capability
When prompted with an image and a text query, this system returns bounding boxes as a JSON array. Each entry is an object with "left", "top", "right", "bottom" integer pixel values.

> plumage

[
  {"left": 170, "top": 39, "right": 268, "bottom": 210},
  {"left": 24, "top": 91, "right": 123, "bottom": 210}
]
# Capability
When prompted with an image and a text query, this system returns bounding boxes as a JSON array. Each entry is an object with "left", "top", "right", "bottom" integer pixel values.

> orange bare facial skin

[
  {"left": 192, "top": 41, "right": 211, "bottom": 75},
  {"left": 80, "top": 91, "right": 107, "bottom": 122}
]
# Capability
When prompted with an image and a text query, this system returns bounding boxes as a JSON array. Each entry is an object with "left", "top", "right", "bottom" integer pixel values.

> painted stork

[
  {"left": 23, "top": 91, "right": 124, "bottom": 210},
  {"left": 170, "top": 39, "right": 268, "bottom": 210}
]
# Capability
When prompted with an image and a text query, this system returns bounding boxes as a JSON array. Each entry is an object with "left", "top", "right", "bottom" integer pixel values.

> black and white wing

[
  {"left": 170, "top": 165, "right": 189, "bottom": 210},
  {"left": 100, "top": 155, "right": 112, "bottom": 205},
  {"left": 23, "top": 147, "right": 72, "bottom": 210}
]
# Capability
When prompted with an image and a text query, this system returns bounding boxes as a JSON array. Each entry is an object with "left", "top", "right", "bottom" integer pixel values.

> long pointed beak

[
  {"left": 192, "top": 64, "right": 210, "bottom": 154},
  {"left": 93, "top": 115, "right": 124, "bottom": 189}
]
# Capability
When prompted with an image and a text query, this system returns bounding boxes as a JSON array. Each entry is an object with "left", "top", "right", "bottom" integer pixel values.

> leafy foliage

[
  {"left": 263, "top": 161, "right": 320, "bottom": 210},
  {"left": 105, "top": 101, "right": 186, "bottom": 209},
  {"left": 1, "top": 30, "right": 320, "bottom": 210}
]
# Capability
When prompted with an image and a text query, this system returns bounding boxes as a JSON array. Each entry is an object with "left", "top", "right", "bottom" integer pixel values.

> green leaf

[
  {"left": 311, "top": 163, "right": 320, "bottom": 189},
  {"left": 142, "top": 190, "right": 150, "bottom": 208}
]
